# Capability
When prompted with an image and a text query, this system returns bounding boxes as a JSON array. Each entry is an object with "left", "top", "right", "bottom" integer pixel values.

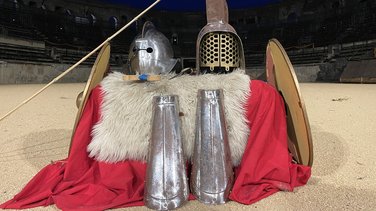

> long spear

[{"left": 0, "top": 0, "right": 161, "bottom": 122}]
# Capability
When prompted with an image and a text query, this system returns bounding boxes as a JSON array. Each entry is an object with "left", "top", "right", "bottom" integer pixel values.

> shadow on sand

[{"left": 0, "top": 129, "right": 70, "bottom": 169}]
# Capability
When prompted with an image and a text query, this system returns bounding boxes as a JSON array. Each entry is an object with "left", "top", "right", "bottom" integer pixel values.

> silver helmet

[
  {"left": 196, "top": 0, "right": 245, "bottom": 74},
  {"left": 128, "top": 21, "right": 177, "bottom": 75}
]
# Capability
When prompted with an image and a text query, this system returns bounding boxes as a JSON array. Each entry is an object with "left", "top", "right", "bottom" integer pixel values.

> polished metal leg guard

[
  {"left": 144, "top": 95, "right": 189, "bottom": 210},
  {"left": 191, "top": 89, "right": 234, "bottom": 205}
]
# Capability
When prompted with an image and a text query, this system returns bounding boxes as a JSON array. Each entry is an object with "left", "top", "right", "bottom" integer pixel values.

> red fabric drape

[
  {"left": 230, "top": 80, "right": 311, "bottom": 204},
  {"left": 0, "top": 80, "right": 310, "bottom": 211}
]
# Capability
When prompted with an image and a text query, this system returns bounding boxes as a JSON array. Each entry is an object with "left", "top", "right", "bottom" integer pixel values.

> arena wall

[
  {"left": 0, "top": 36, "right": 45, "bottom": 48},
  {"left": 0, "top": 61, "right": 91, "bottom": 84},
  {"left": 0, "top": 61, "right": 124, "bottom": 84},
  {"left": 340, "top": 59, "right": 376, "bottom": 83},
  {"left": 0, "top": 61, "right": 321, "bottom": 84},
  {"left": 247, "top": 65, "right": 321, "bottom": 82}
]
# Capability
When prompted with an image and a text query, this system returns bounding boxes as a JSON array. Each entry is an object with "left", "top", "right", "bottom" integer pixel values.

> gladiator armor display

[
  {"left": 142, "top": 0, "right": 246, "bottom": 207},
  {"left": 128, "top": 21, "right": 177, "bottom": 75}
]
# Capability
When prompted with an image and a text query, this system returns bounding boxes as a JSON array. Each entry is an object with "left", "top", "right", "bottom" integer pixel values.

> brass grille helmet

[
  {"left": 196, "top": 0, "right": 245, "bottom": 74},
  {"left": 128, "top": 21, "right": 177, "bottom": 75}
]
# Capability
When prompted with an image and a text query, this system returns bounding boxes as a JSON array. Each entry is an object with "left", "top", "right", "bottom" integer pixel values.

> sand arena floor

[{"left": 0, "top": 82, "right": 375, "bottom": 210}]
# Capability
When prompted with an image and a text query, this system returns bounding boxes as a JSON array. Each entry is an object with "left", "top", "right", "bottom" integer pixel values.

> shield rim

[
  {"left": 266, "top": 38, "right": 313, "bottom": 167},
  {"left": 69, "top": 42, "right": 111, "bottom": 154}
]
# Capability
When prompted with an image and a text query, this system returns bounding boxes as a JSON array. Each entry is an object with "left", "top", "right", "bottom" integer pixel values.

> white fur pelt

[{"left": 88, "top": 70, "right": 251, "bottom": 166}]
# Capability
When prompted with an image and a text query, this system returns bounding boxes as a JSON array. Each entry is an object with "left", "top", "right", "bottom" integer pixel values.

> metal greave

[
  {"left": 191, "top": 89, "right": 234, "bottom": 205},
  {"left": 144, "top": 95, "right": 189, "bottom": 210}
]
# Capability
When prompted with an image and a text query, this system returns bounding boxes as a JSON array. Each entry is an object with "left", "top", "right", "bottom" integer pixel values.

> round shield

[
  {"left": 266, "top": 39, "right": 313, "bottom": 166},
  {"left": 69, "top": 42, "right": 111, "bottom": 153}
]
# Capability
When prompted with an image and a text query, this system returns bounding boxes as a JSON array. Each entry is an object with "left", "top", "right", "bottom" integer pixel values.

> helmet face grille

[
  {"left": 199, "top": 32, "right": 240, "bottom": 71},
  {"left": 200, "top": 33, "right": 220, "bottom": 67}
]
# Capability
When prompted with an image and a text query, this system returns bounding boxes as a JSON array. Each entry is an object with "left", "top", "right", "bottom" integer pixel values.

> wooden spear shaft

[{"left": 0, "top": 0, "right": 161, "bottom": 122}]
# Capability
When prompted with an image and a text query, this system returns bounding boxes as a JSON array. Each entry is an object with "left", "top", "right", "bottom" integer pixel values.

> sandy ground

[{"left": 0, "top": 82, "right": 375, "bottom": 211}]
